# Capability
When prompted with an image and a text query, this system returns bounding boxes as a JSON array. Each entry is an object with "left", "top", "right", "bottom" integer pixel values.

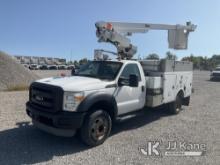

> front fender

[{"left": 77, "top": 92, "right": 118, "bottom": 117}]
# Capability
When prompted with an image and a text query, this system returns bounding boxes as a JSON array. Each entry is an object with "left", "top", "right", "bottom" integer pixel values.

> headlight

[{"left": 63, "top": 92, "right": 85, "bottom": 112}]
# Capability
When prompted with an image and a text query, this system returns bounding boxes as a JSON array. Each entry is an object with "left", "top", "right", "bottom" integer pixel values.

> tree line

[
  {"left": 145, "top": 51, "right": 220, "bottom": 70},
  {"left": 67, "top": 58, "right": 88, "bottom": 67},
  {"left": 68, "top": 52, "right": 220, "bottom": 70},
  {"left": 181, "top": 55, "right": 220, "bottom": 70}
]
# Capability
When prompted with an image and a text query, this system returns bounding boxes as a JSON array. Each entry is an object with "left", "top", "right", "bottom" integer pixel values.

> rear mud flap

[{"left": 183, "top": 96, "right": 190, "bottom": 106}]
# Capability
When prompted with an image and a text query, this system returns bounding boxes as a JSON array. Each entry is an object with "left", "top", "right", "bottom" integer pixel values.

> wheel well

[
  {"left": 177, "top": 90, "right": 184, "bottom": 99},
  {"left": 89, "top": 101, "right": 116, "bottom": 121}
]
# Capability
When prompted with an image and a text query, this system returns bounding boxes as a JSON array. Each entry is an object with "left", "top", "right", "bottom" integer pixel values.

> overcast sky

[{"left": 0, "top": 0, "right": 220, "bottom": 60}]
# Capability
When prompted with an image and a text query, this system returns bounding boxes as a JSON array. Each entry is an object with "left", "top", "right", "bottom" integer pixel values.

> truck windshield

[{"left": 75, "top": 61, "right": 122, "bottom": 80}]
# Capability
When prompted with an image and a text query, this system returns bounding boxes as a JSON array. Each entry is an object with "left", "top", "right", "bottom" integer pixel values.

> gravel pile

[{"left": 0, "top": 51, "right": 39, "bottom": 91}]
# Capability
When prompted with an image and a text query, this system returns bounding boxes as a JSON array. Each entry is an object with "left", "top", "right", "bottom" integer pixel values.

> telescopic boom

[{"left": 95, "top": 21, "right": 196, "bottom": 59}]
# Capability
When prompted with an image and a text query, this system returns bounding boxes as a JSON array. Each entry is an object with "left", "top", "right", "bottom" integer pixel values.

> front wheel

[
  {"left": 168, "top": 93, "right": 183, "bottom": 114},
  {"left": 80, "top": 110, "right": 112, "bottom": 147}
]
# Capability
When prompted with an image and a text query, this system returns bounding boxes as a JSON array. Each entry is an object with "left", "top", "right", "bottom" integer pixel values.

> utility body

[{"left": 26, "top": 21, "right": 196, "bottom": 146}]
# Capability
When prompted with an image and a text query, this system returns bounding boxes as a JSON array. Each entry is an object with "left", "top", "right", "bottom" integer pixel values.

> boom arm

[{"left": 95, "top": 21, "right": 196, "bottom": 59}]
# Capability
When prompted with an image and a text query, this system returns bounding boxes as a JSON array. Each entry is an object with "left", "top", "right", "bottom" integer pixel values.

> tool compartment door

[
  {"left": 163, "top": 73, "right": 177, "bottom": 103},
  {"left": 182, "top": 72, "right": 193, "bottom": 97}
]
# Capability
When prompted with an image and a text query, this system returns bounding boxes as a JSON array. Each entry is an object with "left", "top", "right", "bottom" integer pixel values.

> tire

[
  {"left": 80, "top": 109, "right": 112, "bottom": 147},
  {"left": 168, "top": 93, "right": 183, "bottom": 114}
]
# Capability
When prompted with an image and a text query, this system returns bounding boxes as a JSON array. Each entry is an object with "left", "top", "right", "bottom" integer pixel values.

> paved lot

[{"left": 0, "top": 71, "right": 219, "bottom": 165}]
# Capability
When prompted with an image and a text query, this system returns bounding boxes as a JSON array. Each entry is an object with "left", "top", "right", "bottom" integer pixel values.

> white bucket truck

[{"left": 26, "top": 21, "right": 196, "bottom": 146}]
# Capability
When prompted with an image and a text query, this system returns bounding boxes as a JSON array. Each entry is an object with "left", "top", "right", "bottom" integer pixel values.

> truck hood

[{"left": 36, "top": 76, "right": 113, "bottom": 91}]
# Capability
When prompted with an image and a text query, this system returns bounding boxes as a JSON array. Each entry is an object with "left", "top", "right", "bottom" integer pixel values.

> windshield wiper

[
  {"left": 74, "top": 74, "right": 113, "bottom": 80},
  {"left": 97, "top": 76, "right": 113, "bottom": 80},
  {"left": 76, "top": 74, "right": 100, "bottom": 79}
]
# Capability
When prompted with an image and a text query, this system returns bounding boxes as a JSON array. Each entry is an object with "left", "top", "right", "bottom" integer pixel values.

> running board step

[{"left": 115, "top": 111, "right": 144, "bottom": 122}]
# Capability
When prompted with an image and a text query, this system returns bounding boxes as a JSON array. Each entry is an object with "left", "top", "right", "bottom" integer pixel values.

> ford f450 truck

[
  {"left": 26, "top": 21, "right": 196, "bottom": 146},
  {"left": 26, "top": 59, "right": 193, "bottom": 146}
]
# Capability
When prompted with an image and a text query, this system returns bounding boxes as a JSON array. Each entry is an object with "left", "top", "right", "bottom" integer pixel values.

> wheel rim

[{"left": 90, "top": 116, "right": 109, "bottom": 141}]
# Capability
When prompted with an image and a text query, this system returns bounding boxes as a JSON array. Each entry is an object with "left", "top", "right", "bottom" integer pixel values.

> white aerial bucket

[{"left": 168, "top": 29, "right": 189, "bottom": 49}]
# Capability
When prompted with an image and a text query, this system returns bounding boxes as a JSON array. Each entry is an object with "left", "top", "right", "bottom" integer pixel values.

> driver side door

[{"left": 115, "top": 63, "right": 145, "bottom": 115}]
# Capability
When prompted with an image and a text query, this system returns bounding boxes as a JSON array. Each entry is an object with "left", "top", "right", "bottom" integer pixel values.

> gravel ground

[{"left": 0, "top": 71, "right": 219, "bottom": 165}]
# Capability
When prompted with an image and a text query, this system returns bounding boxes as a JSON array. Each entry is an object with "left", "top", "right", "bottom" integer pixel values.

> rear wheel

[
  {"left": 80, "top": 109, "right": 112, "bottom": 146},
  {"left": 168, "top": 93, "right": 183, "bottom": 114}
]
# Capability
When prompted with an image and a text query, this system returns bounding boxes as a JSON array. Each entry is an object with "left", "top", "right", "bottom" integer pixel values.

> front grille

[{"left": 29, "top": 82, "right": 64, "bottom": 113}]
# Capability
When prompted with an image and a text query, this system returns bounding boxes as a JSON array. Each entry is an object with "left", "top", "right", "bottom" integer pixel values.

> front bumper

[
  {"left": 26, "top": 102, "right": 86, "bottom": 136},
  {"left": 210, "top": 75, "right": 220, "bottom": 80}
]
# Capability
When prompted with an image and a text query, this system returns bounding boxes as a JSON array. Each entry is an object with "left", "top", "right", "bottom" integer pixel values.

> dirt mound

[{"left": 0, "top": 51, "right": 39, "bottom": 91}]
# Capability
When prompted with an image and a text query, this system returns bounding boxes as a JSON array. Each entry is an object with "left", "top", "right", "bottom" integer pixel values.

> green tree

[
  {"left": 73, "top": 60, "right": 79, "bottom": 67},
  {"left": 79, "top": 58, "right": 88, "bottom": 65},
  {"left": 145, "top": 53, "right": 160, "bottom": 60},
  {"left": 181, "top": 54, "right": 220, "bottom": 70},
  {"left": 166, "top": 51, "right": 177, "bottom": 60},
  {"left": 211, "top": 54, "right": 220, "bottom": 67}
]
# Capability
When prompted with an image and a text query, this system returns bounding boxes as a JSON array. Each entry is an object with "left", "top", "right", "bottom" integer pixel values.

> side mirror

[
  {"left": 129, "top": 74, "right": 139, "bottom": 87},
  {"left": 118, "top": 77, "right": 129, "bottom": 86},
  {"left": 118, "top": 74, "right": 139, "bottom": 87}
]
